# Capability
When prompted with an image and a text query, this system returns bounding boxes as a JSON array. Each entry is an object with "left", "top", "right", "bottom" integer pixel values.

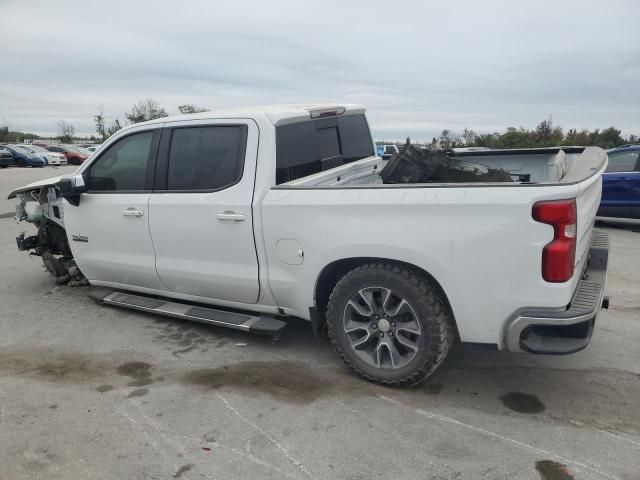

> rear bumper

[{"left": 505, "top": 229, "right": 609, "bottom": 354}]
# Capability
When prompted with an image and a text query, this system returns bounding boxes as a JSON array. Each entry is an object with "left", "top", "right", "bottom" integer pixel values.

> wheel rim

[{"left": 343, "top": 287, "right": 422, "bottom": 370}]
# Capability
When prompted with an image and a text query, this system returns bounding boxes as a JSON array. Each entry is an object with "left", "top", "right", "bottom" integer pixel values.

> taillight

[{"left": 532, "top": 199, "right": 577, "bottom": 283}]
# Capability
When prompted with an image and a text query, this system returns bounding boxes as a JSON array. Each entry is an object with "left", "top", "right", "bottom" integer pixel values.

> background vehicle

[
  {"left": 85, "top": 144, "right": 101, "bottom": 152},
  {"left": 68, "top": 145, "right": 93, "bottom": 156},
  {"left": 0, "top": 146, "right": 15, "bottom": 168},
  {"left": 597, "top": 144, "right": 640, "bottom": 219},
  {"left": 0, "top": 144, "right": 46, "bottom": 167},
  {"left": 45, "top": 145, "right": 88, "bottom": 165},
  {"left": 15, "top": 144, "right": 67, "bottom": 165},
  {"left": 9, "top": 104, "right": 609, "bottom": 386},
  {"left": 376, "top": 144, "right": 400, "bottom": 159}
]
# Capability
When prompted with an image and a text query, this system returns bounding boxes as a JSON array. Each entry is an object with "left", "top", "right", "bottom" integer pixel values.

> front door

[
  {"left": 63, "top": 128, "right": 166, "bottom": 290},
  {"left": 148, "top": 119, "right": 260, "bottom": 304}
]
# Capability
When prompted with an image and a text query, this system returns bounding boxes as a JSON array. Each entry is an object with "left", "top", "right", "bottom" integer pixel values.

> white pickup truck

[{"left": 9, "top": 104, "right": 610, "bottom": 386}]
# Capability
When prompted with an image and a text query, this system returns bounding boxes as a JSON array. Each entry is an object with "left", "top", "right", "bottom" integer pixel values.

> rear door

[
  {"left": 599, "top": 150, "right": 639, "bottom": 218},
  {"left": 64, "top": 128, "right": 166, "bottom": 289},
  {"left": 148, "top": 119, "right": 260, "bottom": 303}
]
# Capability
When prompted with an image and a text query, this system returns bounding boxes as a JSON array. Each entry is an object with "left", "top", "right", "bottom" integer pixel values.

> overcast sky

[{"left": 1, "top": 0, "right": 639, "bottom": 140}]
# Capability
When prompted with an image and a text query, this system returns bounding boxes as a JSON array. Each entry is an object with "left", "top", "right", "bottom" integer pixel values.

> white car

[
  {"left": 15, "top": 144, "right": 67, "bottom": 165},
  {"left": 9, "top": 104, "right": 609, "bottom": 386}
]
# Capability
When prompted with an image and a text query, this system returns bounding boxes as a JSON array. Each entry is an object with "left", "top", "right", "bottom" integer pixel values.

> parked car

[
  {"left": 0, "top": 146, "right": 15, "bottom": 168},
  {"left": 9, "top": 104, "right": 609, "bottom": 386},
  {"left": 0, "top": 145, "right": 46, "bottom": 167},
  {"left": 597, "top": 144, "right": 640, "bottom": 219},
  {"left": 376, "top": 144, "right": 400, "bottom": 159},
  {"left": 15, "top": 144, "right": 67, "bottom": 166},
  {"left": 68, "top": 145, "right": 94, "bottom": 156},
  {"left": 85, "top": 145, "right": 101, "bottom": 153},
  {"left": 45, "top": 145, "right": 88, "bottom": 165}
]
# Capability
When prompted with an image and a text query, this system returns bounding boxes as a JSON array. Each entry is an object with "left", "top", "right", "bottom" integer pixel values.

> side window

[
  {"left": 87, "top": 131, "right": 154, "bottom": 191},
  {"left": 166, "top": 125, "right": 247, "bottom": 191},
  {"left": 606, "top": 151, "right": 639, "bottom": 173}
]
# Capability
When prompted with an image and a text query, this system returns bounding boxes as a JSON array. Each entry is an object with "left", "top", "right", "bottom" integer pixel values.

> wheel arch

[{"left": 313, "top": 257, "right": 459, "bottom": 339}]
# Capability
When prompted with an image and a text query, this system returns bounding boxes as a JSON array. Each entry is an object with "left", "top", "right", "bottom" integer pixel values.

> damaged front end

[{"left": 12, "top": 180, "right": 88, "bottom": 286}]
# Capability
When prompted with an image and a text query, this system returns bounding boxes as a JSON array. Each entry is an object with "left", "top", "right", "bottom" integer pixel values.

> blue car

[
  {"left": 597, "top": 144, "right": 640, "bottom": 219},
  {"left": 0, "top": 144, "right": 47, "bottom": 167}
]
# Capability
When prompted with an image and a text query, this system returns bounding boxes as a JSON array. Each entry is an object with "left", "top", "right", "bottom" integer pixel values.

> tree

[
  {"left": 462, "top": 128, "right": 477, "bottom": 146},
  {"left": 94, "top": 106, "right": 107, "bottom": 140},
  {"left": 438, "top": 129, "right": 454, "bottom": 150},
  {"left": 57, "top": 119, "right": 75, "bottom": 142},
  {"left": 94, "top": 106, "right": 123, "bottom": 141},
  {"left": 596, "top": 127, "right": 624, "bottom": 149},
  {"left": 107, "top": 118, "right": 122, "bottom": 137},
  {"left": 178, "top": 104, "right": 209, "bottom": 114},
  {"left": 535, "top": 120, "right": 553, "bottom": 143},
  {"left": 125, "top": 98, "right": 168, "bottom": 124}
]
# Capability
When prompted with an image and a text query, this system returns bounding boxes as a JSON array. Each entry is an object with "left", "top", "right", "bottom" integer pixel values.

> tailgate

[{"left": 572, "top": 149, "right": 606, "bottom": 276}]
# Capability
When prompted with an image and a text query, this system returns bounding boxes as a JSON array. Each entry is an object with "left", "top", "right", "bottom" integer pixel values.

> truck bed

[
  {"left": 282, "top": 146, "right": 605, "bottom": 188},
  {"left": 263, "top": 146, "right": 607, "bottom": 346}
]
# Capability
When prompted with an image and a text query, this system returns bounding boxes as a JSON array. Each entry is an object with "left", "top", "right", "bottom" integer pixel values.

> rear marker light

[{"left": 532, "top": 199, "right": 577, "bottom": 283}]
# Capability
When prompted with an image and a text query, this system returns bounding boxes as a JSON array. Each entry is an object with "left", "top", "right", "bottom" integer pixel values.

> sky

[{"left": 1, "top": 0, "right": 639, "bottom": 141}]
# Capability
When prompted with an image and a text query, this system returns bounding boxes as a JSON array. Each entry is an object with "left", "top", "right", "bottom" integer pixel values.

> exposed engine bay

[{"left": 14, "top": 185, "right": 88, "bottom": 286}]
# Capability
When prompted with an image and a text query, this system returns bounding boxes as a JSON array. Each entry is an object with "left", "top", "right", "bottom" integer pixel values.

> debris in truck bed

[{"left": 380, "top": 139, "right": 513, "bottom": 184}]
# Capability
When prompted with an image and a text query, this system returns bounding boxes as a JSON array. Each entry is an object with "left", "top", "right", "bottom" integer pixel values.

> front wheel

[{"left": 326, "top": 263, "right": 455, "bottom": 387}]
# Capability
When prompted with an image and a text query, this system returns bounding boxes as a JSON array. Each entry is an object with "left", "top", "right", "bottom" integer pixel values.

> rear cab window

[
  {"left": 606, "top": 151, "right": 639, "bottom": 173},
  {"left": 166, "top": 125, "right": 247, "bottom": 191},
  {"left": 275, "top": 114, "right": 374, "bottom": 184}
]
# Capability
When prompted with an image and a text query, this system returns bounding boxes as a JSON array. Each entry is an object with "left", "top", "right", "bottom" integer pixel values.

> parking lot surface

[{"left": 0, "top": 169, "right": 639, "bottom": 480}]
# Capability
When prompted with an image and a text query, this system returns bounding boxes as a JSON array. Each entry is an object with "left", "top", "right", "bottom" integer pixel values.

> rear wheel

[{"left": 326, "top": 263, "right": 455, "bottom": 387}]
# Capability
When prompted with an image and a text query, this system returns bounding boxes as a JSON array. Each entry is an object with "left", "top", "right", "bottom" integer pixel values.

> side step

[{"left": 90, "top": 288, "right": 287, "bottom": 336}]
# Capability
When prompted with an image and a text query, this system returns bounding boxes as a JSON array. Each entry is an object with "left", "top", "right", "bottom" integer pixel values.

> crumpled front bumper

[{"left": 505, "top": 229, "right": 609, "bottom": 354}]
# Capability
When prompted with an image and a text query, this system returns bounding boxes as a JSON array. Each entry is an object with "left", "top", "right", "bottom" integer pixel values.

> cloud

[{"left": 1, "top": 0, "right": 639, "bottom": 139}]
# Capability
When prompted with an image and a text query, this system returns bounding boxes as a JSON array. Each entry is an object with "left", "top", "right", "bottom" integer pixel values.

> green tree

[
  {"left": 107, "top": 118, "right": 122, "bottom": 137},
  {"left": 178, "top": 104, "right": 209, "bottom": 114},
  {"left": 462, "top": 128, "right": 477, "bottom": 146},
  {"left": 125, "top": 98, "right": 168, "bottom": 124},
  {"left": 94, "top": 106, "right": 107, "bottom": 140}
]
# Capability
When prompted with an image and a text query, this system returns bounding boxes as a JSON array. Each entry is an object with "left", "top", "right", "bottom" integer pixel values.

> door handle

[
  {"left": 122, "top": 208, "right": 144, "bottom": 217},
  {"left": 216, "top": 212, "right": 246, "bottom": 222}
]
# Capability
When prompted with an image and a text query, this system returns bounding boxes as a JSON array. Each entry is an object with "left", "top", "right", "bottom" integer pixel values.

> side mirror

[{"left": 57, "top": 175, "right": 87, "bottom": 206}]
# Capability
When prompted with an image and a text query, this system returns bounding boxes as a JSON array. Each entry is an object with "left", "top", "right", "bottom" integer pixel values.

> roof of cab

[{"left": 127, "top": 104, "right": 365, "bottom": 130}]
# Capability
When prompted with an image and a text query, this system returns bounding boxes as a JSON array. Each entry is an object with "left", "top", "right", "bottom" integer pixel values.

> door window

[
  {"left": 166, "top": 125, "right": 247, "bottom": 191},
  {"left": 606, "top": 151, "right": 639, "bottom": 173},
  {"left": 87, "top": 131, "right": 155, "bottom": 191}
]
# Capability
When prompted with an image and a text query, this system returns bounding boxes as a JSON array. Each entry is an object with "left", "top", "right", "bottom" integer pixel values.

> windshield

[
  {"left": 17, "top": 146, "right": 36, "bottom": 154},
  {"left": 26, "top": 144, "right": 47, "bottom": 153}
]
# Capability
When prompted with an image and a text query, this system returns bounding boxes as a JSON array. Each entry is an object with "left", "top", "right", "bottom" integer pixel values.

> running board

[{"left": 89, "top": 288, "right": 287, "bottom": 336}]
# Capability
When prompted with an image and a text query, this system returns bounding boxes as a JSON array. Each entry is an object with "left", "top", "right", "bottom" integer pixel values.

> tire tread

[{"left": 326, "top": 263, "right": 455, "bottom": 387}]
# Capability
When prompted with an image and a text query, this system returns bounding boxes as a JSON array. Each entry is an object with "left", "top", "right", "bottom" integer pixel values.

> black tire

[{"left": 326, "top": 263, "right": 455, "bottom": 387}]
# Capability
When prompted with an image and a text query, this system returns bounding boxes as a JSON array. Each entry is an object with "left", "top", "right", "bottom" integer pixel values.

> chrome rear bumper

[{"left": 505, "top": 229, "right": 609, "bottom": 354}]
